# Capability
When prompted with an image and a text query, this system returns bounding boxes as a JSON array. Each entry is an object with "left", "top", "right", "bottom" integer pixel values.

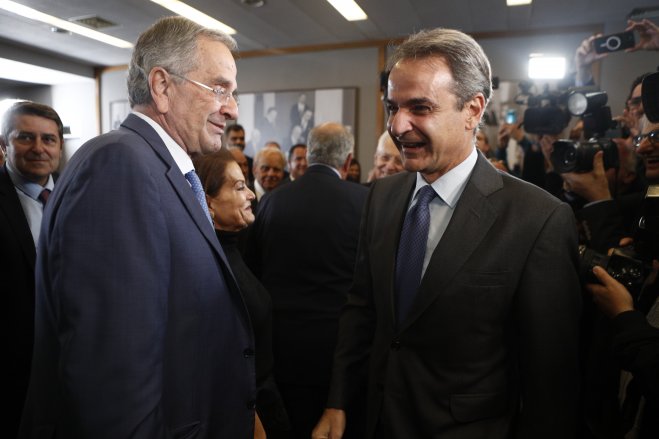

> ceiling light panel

[
  {"left": 0, "top": 0, "right": 133, "bottom": 48},
  {"left": 149, "top": 0, "right": 236, "bottom": 34},
  {"left": 326, "top": 0, "right": 368, "bottom": 21}
]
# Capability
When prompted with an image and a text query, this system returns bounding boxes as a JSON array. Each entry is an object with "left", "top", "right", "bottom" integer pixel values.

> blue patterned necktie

[
  {"left": 395, "top": 184, "right": 436, "bottom": 324},
  {"left": 185, "top": 170, "right": 213, "bottom": 226}
]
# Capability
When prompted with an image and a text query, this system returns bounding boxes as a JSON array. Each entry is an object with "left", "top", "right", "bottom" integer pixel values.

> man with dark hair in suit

[
  {"left": 246, "top": 122, "right": 368, "bottom": 439},
  {"left": 313, "top": 28, "right": 582, "bottom": 439},
  {"left": 19, "top": 16, "right": 257, "bottom": 438},
  {"left": 0, "top": 100, "right": 63, "bottom": 438}
]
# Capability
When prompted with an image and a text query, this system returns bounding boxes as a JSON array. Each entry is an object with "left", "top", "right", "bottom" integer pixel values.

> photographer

[
  {"left": 586, "top": 249, "right": 659, "bottom": 439},
  {"left": 579, "top": 71, "right": 659, "bottom": 438}
]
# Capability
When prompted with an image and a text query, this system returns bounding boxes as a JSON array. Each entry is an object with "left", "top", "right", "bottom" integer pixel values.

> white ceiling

[{"left": 0, "top": 0, "right": 656, "bottom": 68}]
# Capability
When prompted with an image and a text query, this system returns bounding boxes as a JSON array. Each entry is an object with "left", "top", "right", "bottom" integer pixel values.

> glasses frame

[
  {"left": 632, "top": 129, "right": 659, "bottom": 149},
  {"left": 169, "top": 71, "right": 237, "bottom": 105}
]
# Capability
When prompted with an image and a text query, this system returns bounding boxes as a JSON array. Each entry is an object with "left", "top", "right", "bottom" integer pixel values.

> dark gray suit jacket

[
  {"left": 19, "top": 114, "right": 256, "bottom": 438},
  {"left": 0, "top": 165, "right": 38, "bottom": 438},
  {"left": 328, "top": 153, "right": 582, "bottom": 438}
]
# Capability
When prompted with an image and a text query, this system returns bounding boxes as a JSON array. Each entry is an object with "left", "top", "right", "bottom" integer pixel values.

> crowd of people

[{"left": 2, "top": 13, "right": 658, "bottom": 439}]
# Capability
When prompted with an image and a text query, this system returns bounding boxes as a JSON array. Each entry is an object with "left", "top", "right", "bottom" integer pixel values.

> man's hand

[
  {"left": 626, "top": 19, "right": 659, "bottom": 52},
  {"left": 311, "top": 408, "right": 346, "bottom": 439},
  {"left": 586, "top": 266, "right": 634, "bottom": 318},
  {"left": 498, "top": 122, "right": 525, "bottom": 148},
  {"left": 574, "top": 34, "right": 607, "bottom": 86},
  {"left": 561, "top": 151, "right": 612, "bottom": 202},
  {"left": 254, "top": 412, "right": 266, "bottom": 439}
]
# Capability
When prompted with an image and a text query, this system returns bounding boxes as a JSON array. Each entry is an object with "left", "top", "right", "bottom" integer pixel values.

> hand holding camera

[{"left": 625, "top": 18, "right": 659, "bottom": 52}]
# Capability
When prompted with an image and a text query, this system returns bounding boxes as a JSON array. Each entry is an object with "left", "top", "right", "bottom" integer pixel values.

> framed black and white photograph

[{"left": 236, "top": 87, "right": 358, "bottom": 157}]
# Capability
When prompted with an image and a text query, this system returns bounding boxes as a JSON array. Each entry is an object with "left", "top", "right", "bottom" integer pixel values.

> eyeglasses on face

[
  {"left": 168, "top": 71, "right": 238, "bottom": 105},
  {"left": 627, "top": 96, "right": 643, "bottom": 108},
  {"left": 632, "top": 129, "right": 659, "bottom": 148}
]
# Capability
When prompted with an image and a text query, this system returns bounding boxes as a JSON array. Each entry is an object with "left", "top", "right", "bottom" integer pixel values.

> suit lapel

[
  {"left": 0, "top": 166, "right": 36, "bottom": 266},
  {"left": 399, "top": 154, "right": 502, "bottom": 331},
  {"left": 378, "top": 173, "right": 416, "bottom": 326},
  {"left": 120, "top": 115, "right": 231, "bottom": 270}
]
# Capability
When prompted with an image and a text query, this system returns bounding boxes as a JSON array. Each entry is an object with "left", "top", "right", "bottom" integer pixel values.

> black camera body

[
  {"left": 579, "top": 185, "right": 659, "bottom": 296},
  {"left": 551, "top": 139, "right": 619, "bottom": 173},
  {"left": 593, "top": 31, "right": 636, "bottom": 54}
]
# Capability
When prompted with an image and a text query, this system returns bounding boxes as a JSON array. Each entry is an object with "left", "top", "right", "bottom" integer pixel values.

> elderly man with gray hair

[
  {"left": 19, "top": 16, "right": 257, "bottom": 438},
  {"left": 246, "top": 122, "right": 368, "bottom": 439}
]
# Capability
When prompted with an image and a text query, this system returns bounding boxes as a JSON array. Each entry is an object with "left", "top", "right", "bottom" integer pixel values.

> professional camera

[
  {"left": 549, "top": 90, "right": 624, "bottom": 173},
  {"left": 520, "top": 82, "right": 572, "bottom": 136},
  {"left": 579, "top": 185, "right": 659, "bottom": 296},
  {"left": 551, "top": 139, "right": 618, "bottom": 173}
]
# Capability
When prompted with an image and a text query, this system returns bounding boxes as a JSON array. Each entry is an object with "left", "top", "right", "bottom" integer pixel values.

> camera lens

[{"left": 605, "top": 36, "right": 621, "bottom": 51}]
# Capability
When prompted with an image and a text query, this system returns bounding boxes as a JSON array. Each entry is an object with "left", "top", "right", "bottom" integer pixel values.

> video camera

[
  {"left": 549, "top": 89, "right": 625, "bottom": 173},
  {"left": 519, "top": 82, "right": 572, "bottom": 136}
]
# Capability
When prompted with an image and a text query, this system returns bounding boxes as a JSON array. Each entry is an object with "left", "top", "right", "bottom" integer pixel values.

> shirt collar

[
  {"left": 5, "top": 161, "right": 55, "bottom": 199},
  {"left": 131, "top": 111, "right": 194, "bottom": 175},
  {"left": 412, "top": 147, "right": 478, "bottom": 208}
]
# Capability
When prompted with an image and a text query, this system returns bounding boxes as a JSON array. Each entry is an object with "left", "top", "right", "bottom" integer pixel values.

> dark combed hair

[
  {"left": 2, "top": 100, "right": 64, "bottom": 142},
  {"left": 226, "top": 123, "right": 245, "bottom": 135},
  {"left": 192, "top": 147, "right": 237, "bottom": 197}
]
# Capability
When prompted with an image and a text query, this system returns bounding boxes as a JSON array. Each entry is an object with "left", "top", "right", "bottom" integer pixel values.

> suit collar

[{"left": 306, "top": 163, "right": 341, "bottom": 178}]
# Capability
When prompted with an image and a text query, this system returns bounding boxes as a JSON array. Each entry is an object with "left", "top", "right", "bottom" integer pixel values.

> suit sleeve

[
  {"left": 46, "top": 143, "right": 170, "bottom": 436},
  {"left": 515, "top": 202, "right": 582, "bottom": 438}
]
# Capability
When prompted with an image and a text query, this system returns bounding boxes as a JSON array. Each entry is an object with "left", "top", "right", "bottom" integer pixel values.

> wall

[{"left": 236, "top": 47, "right": 381, "bottom": 173}]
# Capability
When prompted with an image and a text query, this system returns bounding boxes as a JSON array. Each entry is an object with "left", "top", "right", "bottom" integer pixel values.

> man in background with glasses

[{"left": 19, "top": 16, "right": 258, "bottom": 439}]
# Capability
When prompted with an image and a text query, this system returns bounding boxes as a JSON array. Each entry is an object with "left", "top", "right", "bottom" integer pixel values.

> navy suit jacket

[
  {"left": 19, "top": 114, "right": 256, "bottom": 438},
  {"left": 0, "top": 165, "right": 38, "bottom": 437},
  {"left": 328, "top": 153, "right": 582, "bottom": 439}
]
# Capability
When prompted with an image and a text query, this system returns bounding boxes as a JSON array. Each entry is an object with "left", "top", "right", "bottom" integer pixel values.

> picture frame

[
  {"left": 235, "top": 87, "right": 358, "bottom": 157},
  {"left": 109, "top": 99, "right": 131, "bottom": 131}
]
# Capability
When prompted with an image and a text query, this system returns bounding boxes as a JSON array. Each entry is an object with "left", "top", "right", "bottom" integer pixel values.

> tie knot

[
  {"left": 416, "top": 184, "right": 436, "bottom": 205},
  {"left": 39, "top": 188, "right": 51, "bottom": 205}
]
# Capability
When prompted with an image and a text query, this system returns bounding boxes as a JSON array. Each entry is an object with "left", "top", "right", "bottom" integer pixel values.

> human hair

[
  {"left": 1, "top": 100, "right": 64, "bottom": 142},
  {"left": 192, "top": 147, "right": 236, "bottom": 198},
  {"left": 307, "top": 122, "right": 354, "bottom": 169},
  {"left": 127, "top": 16, "right": 237, "bottom": 107},
  {"left": 288, "top": 143, "right": 307, "bottom": 161},
  {"left": 254, "top": 146, "right": 286, "bottom": 169},
  {"left": 226, "top": 124, "right": 244, "bottom": 135},
  {"left": 386, "top": 28, "right": 492, "bottom": 110},
  {"left": 627, "top": 72, "right": 652, "bottom": 104}
]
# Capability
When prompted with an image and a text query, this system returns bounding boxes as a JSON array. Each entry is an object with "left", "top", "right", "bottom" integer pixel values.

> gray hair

[
  {"left": 254, "top": 146, "right": 286, "bottom": 169},
  {"left": 307, "top": 122, "right": 354, "bottom": 169},
  {"left": 386, "top": 28, "right": 492, "bottom": 110},
  {"left": 127, "top": 16, "right": 237, "bottom": 107}
]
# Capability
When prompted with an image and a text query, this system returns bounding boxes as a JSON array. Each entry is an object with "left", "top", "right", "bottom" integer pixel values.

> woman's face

[{"left": 208, "top": 162, "right": 256, "bottom": 231}]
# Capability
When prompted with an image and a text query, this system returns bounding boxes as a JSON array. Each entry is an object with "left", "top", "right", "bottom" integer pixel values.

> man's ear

[
  {"left": 465, "top": 93, "right": 486, "bottom": 131},
  {"left": 339, "top": 152, "right": 353, "bottom": 180},
  {"left": 149, "top": 67, "right": 173, "bottom": 114}
]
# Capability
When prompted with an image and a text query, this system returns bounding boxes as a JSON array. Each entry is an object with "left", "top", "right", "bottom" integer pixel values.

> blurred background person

[
  {"left": 226, "top": 123, "right": 254, "bottom": 186},
  {"left": 194, "top": 148, "right": 291, "bottom": 439},
  {"left": 283, "top": 143, "right": 308, "bottom": 183},
  {"left": 366, "top": 131, "right": 404, "bottom": 183},
  {"left": 346, "top": 158, "right": 361, "bottom": 183},
  {"left": 246, "top": 122, "right": 368, "bottom": 439},
  {"left": 0, "top": 100, "right": 63, "bottom": 438},
  {"left": 252, "top": 145, "right": 286, "bottom": 203}
]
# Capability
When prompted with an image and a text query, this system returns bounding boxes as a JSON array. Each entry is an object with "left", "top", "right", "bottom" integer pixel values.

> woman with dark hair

[{"left": 194, "top": 148, "right": 290, "bottom": 439}]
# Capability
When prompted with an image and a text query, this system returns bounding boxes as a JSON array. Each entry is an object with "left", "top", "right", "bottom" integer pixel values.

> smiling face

[
  {"left": 386, "top": 56, "right": 483, "bottom": 183},
  {"left": 373, "top": 133, "right": 404, "bottom": 179},
  {"left": 166, "top": 36, "right": 238, "bottom": 156},
  {"left": 3, "top": 114, "right": 62, "bottom": 186},
  {"left": 208, "top": 161, "right": 255, "bottom": 231}
]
